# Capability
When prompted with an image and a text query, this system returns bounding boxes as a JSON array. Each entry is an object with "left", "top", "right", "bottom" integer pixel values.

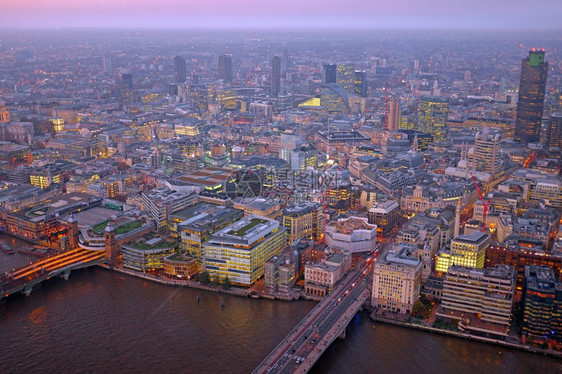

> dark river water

[{"left": 0, "top": 235, "right": 560, "bottom": 374}]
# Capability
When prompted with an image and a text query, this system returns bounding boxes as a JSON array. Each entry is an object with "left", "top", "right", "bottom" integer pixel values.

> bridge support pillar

[
  {"left": 23, "top": 284, "right": 32, "bottom": 297},
  {"left": 338, "top": 327, "right": 346, "bottom": 340},
  {"left": 61, "top": 270, "right": 70, "bottom": 280}
]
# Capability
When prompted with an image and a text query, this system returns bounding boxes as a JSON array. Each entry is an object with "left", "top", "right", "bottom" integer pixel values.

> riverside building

[
  {"left": 437, "top": 265, "right": 516, "bottom": 337},
  {"left": 372, "top": 244, "right": 422, "bottom": 314},
  {"left": 202, "top": 215, "right": 286, "bottom": 286}
]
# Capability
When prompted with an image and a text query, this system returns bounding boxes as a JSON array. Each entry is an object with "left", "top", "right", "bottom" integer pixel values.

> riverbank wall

[
  {"left": 370, "top": 313, "right": 562, "bottom": 359},
  {"left": 101, "top": 265, "right": 301, "bottom": 301}
]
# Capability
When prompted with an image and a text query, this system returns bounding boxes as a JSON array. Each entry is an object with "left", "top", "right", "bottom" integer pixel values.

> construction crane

[
  {"left": 523, "top": 150, "right": 536, "bottom": 168},
  {"left": 470, "top": 173, "right": 490, "bottom": 232},
  {"left": 339, "top": 153, "right": 349, "bottom": 169}
]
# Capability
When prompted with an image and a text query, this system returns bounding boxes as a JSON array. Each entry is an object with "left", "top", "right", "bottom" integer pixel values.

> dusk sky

[{"left": 3, "top": 0, "right": 562, "bottom": 30}]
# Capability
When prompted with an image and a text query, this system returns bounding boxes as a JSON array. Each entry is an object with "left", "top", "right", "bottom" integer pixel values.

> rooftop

[
  {"left": 125, "top": 236, "right": 177, "bottom": 251},
  {"left": 209, "top": 215, "right": 281, "bottom": 246},
  {"left": 283, "top": 202, "right": 321, "bottom": 216},
  {"left": 177, "top": 166, "right": 233, "bottom": 187},
  {"left": 384, "top": 244, "right": 421, "bottom": 267},
  {"left": 72, "top": 206, "right": 120, "bottom": 228},
  {"left": 447, "top": 265, "right": 515, "bottom": 282},
  {"left": 452, "top": 231, "right": 490, "bottom": 245},
  {"left": 328, "top": 217, "right": 376, "bottom": 234},
  {"left": 165, "top": 253, "right": 196, "bottom": 263},
  {"left": 173, "top": 203, "right": 242, "bottom": 232},
  {"left": 228, "top": 218, "right": 268, "bottom": 237}
]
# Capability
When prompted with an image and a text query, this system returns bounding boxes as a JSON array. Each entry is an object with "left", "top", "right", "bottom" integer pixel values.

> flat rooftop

[
  {"left": 177, "top": 166, "right": 233, "bottom": 187},
  {"left": 72, "top": 206, "right": 120, "bottom": 227},
  {"left": 452, "top": 231, "right": 490, "bottom": 245},
  {"left": 210, "top": 215, "right": 281, "bottom": 246}
]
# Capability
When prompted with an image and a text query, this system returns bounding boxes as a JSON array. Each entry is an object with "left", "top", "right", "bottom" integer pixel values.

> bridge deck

[
  {"left": 1, "top": 248, "right": 106, "bottom": 298},
  {"left": 254, "top": 261, "right": 373, "bottom": 374}
]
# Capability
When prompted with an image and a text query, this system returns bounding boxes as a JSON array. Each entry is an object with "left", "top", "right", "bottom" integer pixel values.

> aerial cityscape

[{"left": 0, "top": 1, "right": 561, "bottom": 373}]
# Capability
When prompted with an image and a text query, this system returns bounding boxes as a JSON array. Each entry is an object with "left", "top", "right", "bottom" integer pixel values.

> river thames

[{"left": 0, "top": 236, "right": 560, "bottom": 374}]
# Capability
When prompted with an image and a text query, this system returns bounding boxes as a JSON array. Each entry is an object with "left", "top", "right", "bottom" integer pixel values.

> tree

[
  {"left": 221, "top": 276, "right": 232, "bottom": 290},
  {"left": 199, "top": 271, "right": 210, "bottom": 285},
  {"left": 22, "top": 117, "right": 55, "bottom": 136},
  {"left": 211, "top": 276, "right": 221, "bottom": 287},
  {"left": 412, "top": 300, "right": 431, "bottom": 320}
]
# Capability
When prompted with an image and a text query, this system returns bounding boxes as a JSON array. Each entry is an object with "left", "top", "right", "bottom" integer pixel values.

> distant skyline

[{"left": 2, "top": 0, "right": 562, "bottom": 30}]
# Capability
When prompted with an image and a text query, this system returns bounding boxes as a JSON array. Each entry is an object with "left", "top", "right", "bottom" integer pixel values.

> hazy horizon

[{"left": 3, "top": 0, "right": 562, "bottom": 31}]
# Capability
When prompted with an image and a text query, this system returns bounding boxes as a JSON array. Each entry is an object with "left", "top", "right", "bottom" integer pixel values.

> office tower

[
  {"left": 283, "top": 203, "right": 324, "bottom": 245},
  {"left": 368, "top": 200, "right": 400, "bottom": 239},
  {"left": 271, "top": 56, "right": 281, "bottom": 97},
  {"left": 388, "top": 97, "right": 401, "bottom": 131},
  {"left": 372, "top": 244, "right": 422, "bottom": 314},
  {"left": 323, "top": 64, "right": 337, "bottom": 84},
  {"left": 438, "top": 265, "right": 516, "bottom": 337},
  {"left": 102, "top": 56, "right": 113, "bottom": 73},
  {"left": 337, "top": 63, "right": 355, "bottom": 93},
  {"left": 279, "top": 147, "right": 318, "bottom": 171},
  {"left": 418, "top": 95, "right": 449, "bottom": 143},
  {"left": 546, "top": 113, "right": 561, "bottom": 148},
  {"left": 218, "top": 54, "right": 232, "bottom": 82},
  {"left": 266, "top": 43, "right": 271, "bottom": 63},
  {"left": 450, "top": 232, "right": 490, "bottom": 269},
  {"left": 282, "top": 45, "right": 290, "bottom": 71},
  {"left": 173, "top": 203, "right": 244, "bottom": 270},
  {"left": 202, "top": 216, "right": 287, "bottom": 286},
  {"left": 174, "top": 56, "right": 187, "bottom": 84},
  {"left": 121, "top": 73, "right": 133, "bottom": 90},
  {"left": 522, "top": 266, "right": 562, "bottom": 343},
  {"left": 207, "top": 85, "right": 237, "bottom": 110},
  {"left": 326, "top": 183, "right": 353, "bottom": 213},
  {"left": 515, "top": 49, "right": 548, "bottom": 144},
  {"left": 436, "top": 231, "right": 491, "bottom": 273},
  {"left": 470, "top": 128, "right": 502, "bottom": 175},
  {"left": 354, "top": 70, "right": 368, "bottom": 97}
]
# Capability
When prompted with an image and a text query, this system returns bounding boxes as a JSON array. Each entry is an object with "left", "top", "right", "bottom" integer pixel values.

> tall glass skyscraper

[
  {"left": 218, "top": 54, "right": 232, "bottom": 82},
  {"left": 418, "top": 96, "right": 449, "bottom": 143},
  {"left": 323, "top": 64, "right": 337, "bottom": 84},
  {"left": 515, "top": 50, "right": 548, "bottom": 144},
  {"left": 337, "top": 63, "right": 355, "bottom": 94},
  {"left": 174, "top": 56, "right": 186, "bottom": 84},
  {"left": 271, "top": 56, "right": 281, "bottom": 97},
  {"left": 354, "top": 70, "right": 368, "bottom": 97},
  {"left": 546, "top": 113, "right": 561, "bottom": 149}
]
